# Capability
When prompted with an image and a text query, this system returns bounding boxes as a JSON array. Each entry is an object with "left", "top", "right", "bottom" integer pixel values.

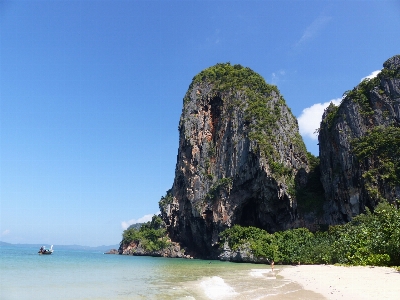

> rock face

[
  {"left": 319, "top": 55, "right": 400, "bottom": 224},
  {"left": 160, "top": 63, "right": 310, "bottom": 258},
  {"left": 218, "top": 242, "right": 270, "bottom": 263},
  {"left": 118, "top": 240, "right": 189, "bottom": 258}
]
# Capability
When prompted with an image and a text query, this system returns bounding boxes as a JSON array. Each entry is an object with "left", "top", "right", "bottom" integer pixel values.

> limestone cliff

[
  {"left": 160, "top": 63, "right": 310, "bottom": 258},
  {"left": 319, "top": 55, "right": 400, "bottom": 224}
]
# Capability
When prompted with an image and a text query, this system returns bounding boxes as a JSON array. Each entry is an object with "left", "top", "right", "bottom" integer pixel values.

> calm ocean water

[{"left": 0, "top": 245, "right": 322, "bottom": 300}]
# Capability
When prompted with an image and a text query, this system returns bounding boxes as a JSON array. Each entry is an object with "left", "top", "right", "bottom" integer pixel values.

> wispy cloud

[
  {"left": 121, "top": 213, "right": 159, "bottom": 230},
  {"left": 270, "top": 70, "right": 286, "bottom": 84},
  {"left": 205, "top": 29, "right": 221, "bottom": 45},
  {"left": 1, "top": 229, "right": 10, "bottom": 236},
  {"left": 294, "top": 15, "right": 332, "bottom": 48},
  {"left": 360, "top": 70, "right": 381, "bottom": 82},
  {"left": 298, "top": 98, "right": 342, "bottom": 140}
]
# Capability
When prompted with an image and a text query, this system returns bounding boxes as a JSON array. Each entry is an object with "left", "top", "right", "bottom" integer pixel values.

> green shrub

[
  {"left": 220, "top": 225, "right": 278, "bottom": 260},
  {"left": 158, "top": 189, "right": 174, "bottom": 210},
  {"left": 205, "top": 177, "right": 233, "bottom": 201},
  {"left": 366, "top": 254, "right": 391, "bottom": 266},
  {"left": 343, "top": 77, "right": 380, "bottom": 116},
  {"left": 121, "top": 215, "right": 170, "bottom": 252},
  {"left": 321, "top": 102, "right": 340, "bottom": 130},
  {"left": 329, "top": 202, "right": 400, "bottom": 265},
  {"left": 273, "top": 228, "right": 315, "bottom": 264}
]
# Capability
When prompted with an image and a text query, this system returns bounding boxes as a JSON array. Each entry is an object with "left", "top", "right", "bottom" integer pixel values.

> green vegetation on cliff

[
  {"left": 220, "top": 201, "right": 400, "bottom": 266},
  {"left": 189, "top": 63, "right": 307, "bottom": 161},
  {"left": 190, "top": 63, "right": 281, "bottom": 157},
  {"left": 351, "top": 125, "right": 400, "bottom": 200},
  {"left": 320, "top": 102, "right": 340, "bottom": 131},
  {"left": 335, "top": 56, "right": 400, "bottom": 121},
  {"left": 343, "top": 76, "right": 381, "bottom": 116},
  {"left": 323, "top": 55, "right": 399, "bottom": 127},
  {"left": 188, "top": 63, "right": 309, "bottom": 201},
  {"left": 190, "top": 62, "right": 279, "bottom": 96},
  {"left": 158, "top": 189, "right": 173, "bottom": 210},
  {"left": 121, "top": 215, "right": 170, "bottom": 252},
  {"left": 204, "top": 177, "right": 233, "bottom": 201}
]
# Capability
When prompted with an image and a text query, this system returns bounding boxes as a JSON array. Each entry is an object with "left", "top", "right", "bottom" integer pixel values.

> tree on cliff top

[{"left": 190, "top": 62, "right": 279, "bottom": 96}]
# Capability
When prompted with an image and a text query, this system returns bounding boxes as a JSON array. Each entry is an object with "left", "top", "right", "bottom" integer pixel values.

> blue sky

[{"left": 1, "top": 0, "right": 399, "bottom": 246}]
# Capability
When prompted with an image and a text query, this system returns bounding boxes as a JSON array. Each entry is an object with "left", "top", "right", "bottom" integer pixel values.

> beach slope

[{"left": 279, "top": 265, "right": 400, "bottom": 299}]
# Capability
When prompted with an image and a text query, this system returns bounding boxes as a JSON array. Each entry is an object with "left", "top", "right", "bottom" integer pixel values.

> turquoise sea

[{"left": 0, "top": 245, "right": 322, "bottom": 300}]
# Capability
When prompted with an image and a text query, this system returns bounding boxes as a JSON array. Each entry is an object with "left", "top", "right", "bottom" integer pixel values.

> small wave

[
  {"left": 249, "top": 269, "right": 276, "bottom": 277},
  {"left": 200, "top": 276, "right": 238, "bottom": 299},
  {"left": 273, "top": 281, "right": 292, "bottom": 289}
]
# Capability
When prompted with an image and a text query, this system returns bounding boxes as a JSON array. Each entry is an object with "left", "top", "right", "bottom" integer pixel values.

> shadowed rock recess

[
  {"left": 319, "top": 54, "right": 400, "bottom": 225},
  {"left": 160, "top": 63, "right": 311, "bottom": 258}
]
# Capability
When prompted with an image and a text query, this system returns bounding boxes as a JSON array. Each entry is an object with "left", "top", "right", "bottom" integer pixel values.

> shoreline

[{"left": 279, "top": 264, "right": 400, "bottom": 299}]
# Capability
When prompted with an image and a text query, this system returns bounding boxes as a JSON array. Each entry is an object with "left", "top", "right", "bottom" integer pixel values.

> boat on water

[{"left": 38, "top": 245, "right": 53, "bottom": 255}]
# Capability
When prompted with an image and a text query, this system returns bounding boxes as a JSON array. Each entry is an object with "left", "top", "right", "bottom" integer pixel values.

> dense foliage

[
  {"left": 220, "top": 202, "right": 400, "bottom": 266},
  {"left": 190, "top": 62, "right": 279, "bottom": 96},
  {"left": 121, "top": 215, "right": 170, "bottom": 252}
]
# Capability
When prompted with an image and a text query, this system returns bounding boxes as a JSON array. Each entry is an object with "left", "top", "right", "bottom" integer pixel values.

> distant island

[{"left": 0, "top": 241, "right": 119, "bottom": 252}]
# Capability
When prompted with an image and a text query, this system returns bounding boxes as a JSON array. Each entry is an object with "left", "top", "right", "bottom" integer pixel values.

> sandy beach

[{"left": 279, "top": 265, "right": 400, "bottom": 299}]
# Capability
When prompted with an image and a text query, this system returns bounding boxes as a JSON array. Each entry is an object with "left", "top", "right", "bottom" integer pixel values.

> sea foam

[{"left": 200, "top": 276, "right": 238, "bottom": 299}]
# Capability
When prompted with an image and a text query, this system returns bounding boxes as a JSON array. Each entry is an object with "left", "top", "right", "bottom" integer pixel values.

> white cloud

[
  {"left": 360, "top": 70, "right": 381, "bottom": 82},
  {"left": 1, "top": 229, "right": 10, "bottom": 236},
  {"left": 298, "top": 98, "right": 342, "bottom": 140},
  {"left": 121, "top": 213, "right": 159, "bottom": 230}
]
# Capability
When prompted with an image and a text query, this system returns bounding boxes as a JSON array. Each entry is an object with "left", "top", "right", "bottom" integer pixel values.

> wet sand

[{"left": 279, "top": 265, "right": 400, "bottom": 299}]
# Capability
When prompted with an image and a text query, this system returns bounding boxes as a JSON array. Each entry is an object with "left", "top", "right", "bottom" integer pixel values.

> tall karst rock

[
  {"left": 319, "top": 55, "right": 400, "bottom": 225},
  {"left": 160, "top": 63, "right": 310, "bottom": 257}
]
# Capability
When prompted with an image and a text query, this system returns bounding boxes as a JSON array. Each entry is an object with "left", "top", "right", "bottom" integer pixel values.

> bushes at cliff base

[
  {"left": 330, "top": 201, "right": 400, "bottom": 266},
  {"left": 220, "top": 201, "right": 400, "bottom": 266},
  {"left": 220, "top": 225, "right": 278, "bottom": 259}
]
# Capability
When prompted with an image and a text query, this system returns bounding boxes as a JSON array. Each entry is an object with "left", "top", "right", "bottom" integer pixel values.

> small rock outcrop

[
  {"left": 319, "top": 55, "right": 400, "bottom": 224},
  {"left": 104, "top": 249, "right": 119, "bottom": 254},
  {"left": 218, "top": 242, "right": 270, "bottom": 263},
  {"left": 118, "top": 240, "right": 189, "bottom": 258},
  {"left": 160, "top": 63, "right": 310, "bottom": 258}
]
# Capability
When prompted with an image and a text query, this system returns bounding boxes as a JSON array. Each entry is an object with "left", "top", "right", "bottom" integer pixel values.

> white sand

[{"left": 279, "top": 265, "right": 400, "bottom": 299}]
